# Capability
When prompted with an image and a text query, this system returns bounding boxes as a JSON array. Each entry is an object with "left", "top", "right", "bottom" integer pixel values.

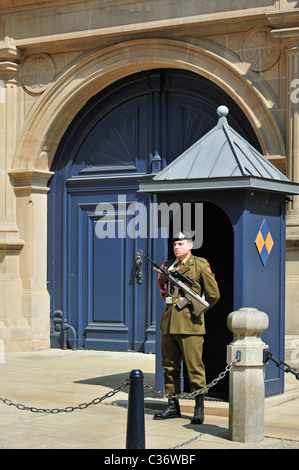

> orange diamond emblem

[{"left": 255, "top": 220, "right": 274, "bottom": 266}]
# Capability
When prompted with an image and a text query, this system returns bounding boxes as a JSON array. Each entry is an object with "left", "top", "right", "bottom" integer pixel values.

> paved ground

[{"left": 0, "top": 349, "right": 298, "bottom": 450}]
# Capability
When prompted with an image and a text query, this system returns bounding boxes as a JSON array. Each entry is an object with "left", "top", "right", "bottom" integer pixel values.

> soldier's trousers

[{"left": 161, "top": 334, "right": 206, "bottom": 395}]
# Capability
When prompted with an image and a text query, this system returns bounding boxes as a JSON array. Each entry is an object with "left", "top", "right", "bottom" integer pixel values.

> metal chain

[
  {"left": 1, "top": 350, "right": 297, "bottom": 418},
  {"left": 0, "top": 379, "right": 129, "bottom": 414},
  {"left": 0, "top": 353, "right": 241, "bottom": 413},
  {"left": 144, "top": 354, "right": 240, "bottom": 399},
  {"left": 264, "top": 349, "right": 299, "bottom": 380}
]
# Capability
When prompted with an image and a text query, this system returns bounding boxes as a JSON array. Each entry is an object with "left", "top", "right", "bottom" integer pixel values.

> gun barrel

[
  {"left": 153, "top": 267, "right": 161, "bottom": 273},
  {"left": 143, "top": 254, "right": 161, "bottom": 270}
]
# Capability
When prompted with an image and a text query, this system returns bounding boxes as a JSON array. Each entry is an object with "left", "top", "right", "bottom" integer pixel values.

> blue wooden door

[{"left": 48, "top": 69, "right": 260, "bottom": 351}]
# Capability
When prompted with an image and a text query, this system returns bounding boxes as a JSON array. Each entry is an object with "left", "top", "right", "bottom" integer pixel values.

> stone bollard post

[{"left": 227, "top": 307, "right": 269, "bottom": 443}]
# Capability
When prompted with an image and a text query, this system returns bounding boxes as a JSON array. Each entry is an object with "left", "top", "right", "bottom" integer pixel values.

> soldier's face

[{"left": 173, "top": 240, "right": 193, "bottom": 260}]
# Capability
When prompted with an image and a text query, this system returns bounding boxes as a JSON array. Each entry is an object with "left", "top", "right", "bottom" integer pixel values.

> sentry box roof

[{"left": 139, "top": 106, "right": 299, "bottom": 196}]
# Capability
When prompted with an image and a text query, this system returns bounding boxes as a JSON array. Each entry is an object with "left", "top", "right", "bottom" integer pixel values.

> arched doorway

[{"left": 48, "top": 68, "right": 260, "bottom": 352}]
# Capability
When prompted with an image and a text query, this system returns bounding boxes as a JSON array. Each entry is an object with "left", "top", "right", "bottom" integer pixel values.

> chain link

[
  {"left": 264, "top": 349, "right": 299, "bottom": 380},
  {"left": 0, "top": 354, "right": 241, "bottom": 414},
  {"left": 0, "top": 379, "right": 129, "bottom": 414},
  {"left": 144, "top": 354, "right": 240, "bottom": 399}
]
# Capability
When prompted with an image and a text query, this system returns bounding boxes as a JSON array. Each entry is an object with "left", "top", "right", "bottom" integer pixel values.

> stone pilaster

[
  {"left": 0, "top": 47, "right": 31, "bottom": 350},
  {"left": 9, "top": 169, "right": 53, "bottom": 350},
  {"left": 286, "top": 38, "right": 299, "bottom": 217},
  {"left": 273, "top": 26, "right": 299, "bottom": 370},
  {"left": 271, "top": 26, "right": 299, "bottom": 211}
]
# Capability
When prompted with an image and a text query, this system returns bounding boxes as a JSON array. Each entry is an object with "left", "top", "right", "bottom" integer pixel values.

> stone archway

[{"left": 12, "top": 38, "right": 284, "bottom": 173}]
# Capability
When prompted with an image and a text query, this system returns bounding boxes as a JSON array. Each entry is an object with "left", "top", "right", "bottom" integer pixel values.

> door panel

[
  {"left": 70, "top": 198, "right": 131, "bottom": 350},
  {"left": 67, "top": 187, "right": 151, "bottom": 351}
]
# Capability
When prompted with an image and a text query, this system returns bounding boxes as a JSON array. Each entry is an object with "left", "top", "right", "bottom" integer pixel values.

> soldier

[{"left": 153, "top": 232, "right": 220, "bottom": 424}]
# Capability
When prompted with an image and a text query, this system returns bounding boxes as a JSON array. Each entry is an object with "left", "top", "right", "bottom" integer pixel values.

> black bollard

[{"left": 126, "top": 369, "right": 145, "bottom": 449}]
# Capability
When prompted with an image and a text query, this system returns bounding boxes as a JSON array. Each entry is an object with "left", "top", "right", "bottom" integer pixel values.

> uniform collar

[{"left": 178, "top": 255, "right": 194, "bottom": 273}]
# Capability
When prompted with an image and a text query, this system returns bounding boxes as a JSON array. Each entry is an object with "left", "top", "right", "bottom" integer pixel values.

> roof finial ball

[{"left": 217, "top": 105, "right": 229, "bottom": 117}]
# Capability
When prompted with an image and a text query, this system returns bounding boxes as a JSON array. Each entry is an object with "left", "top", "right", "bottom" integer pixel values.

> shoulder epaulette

[{"left": 194, "top": 256, "right": 208, "bottom": 264}]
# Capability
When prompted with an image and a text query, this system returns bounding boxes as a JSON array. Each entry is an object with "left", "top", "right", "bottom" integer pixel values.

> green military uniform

[{"left": 160, "top": 255, "right": 220, "bottom": 395}]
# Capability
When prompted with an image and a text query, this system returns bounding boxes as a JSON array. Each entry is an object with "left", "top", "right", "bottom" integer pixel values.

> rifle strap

[
  {"left": 157, "top": 263, "right": 170, "bottom": 298},
  {"left": 158, "top": 259, "right": 180, "bottom": 298}
]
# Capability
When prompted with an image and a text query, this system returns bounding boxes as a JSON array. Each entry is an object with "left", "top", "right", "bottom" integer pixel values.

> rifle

[{"left": 144, "top": 255, "right": 209, "bottom": 317}]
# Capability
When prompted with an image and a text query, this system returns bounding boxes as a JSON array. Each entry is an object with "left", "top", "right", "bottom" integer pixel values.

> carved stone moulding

[
  {"left": 240, "top": 27, "right": 282, "bottom": 72},
  {"left": 9, "top": 169, "right": 54, "bottom": 193},
  {"left": 20, "top": 53, "right": 55, "bottom": 94}
]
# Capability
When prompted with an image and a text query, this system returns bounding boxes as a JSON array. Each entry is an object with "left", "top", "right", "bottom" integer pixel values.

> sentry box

[{"left": 139, "top": 106, "right": 299, "bottom": 399}]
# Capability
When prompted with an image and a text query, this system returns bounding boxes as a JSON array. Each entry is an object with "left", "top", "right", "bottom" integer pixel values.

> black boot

[
  {"left": 190, "top": 395, "right": 204, "bottom": 424},
  {"left": 153, "top": 396, "right": 181, "bottom": 420}
]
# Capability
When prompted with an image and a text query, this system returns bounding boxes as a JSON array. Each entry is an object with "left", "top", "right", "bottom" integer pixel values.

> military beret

[{"left": 172, "top": 231, "right": 194, "bottom": 242}]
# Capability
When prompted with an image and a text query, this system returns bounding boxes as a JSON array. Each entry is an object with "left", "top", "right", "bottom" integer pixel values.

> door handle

[{"left": 136, "top": 249, "right": 143, "bottom": 284}]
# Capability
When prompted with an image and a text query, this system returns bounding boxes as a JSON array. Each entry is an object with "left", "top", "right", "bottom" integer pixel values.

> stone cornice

[
  {"left": 0, "top": 61, "right": 20, "bottom": 80},
  {"left": 9, "top": 169, "right": 54, "bottom": 194},
  {"left": 0, "top": 2, "right": 290, "bottom": 51},
  {"left": 0, "top": 47, "right": 21, "bottom": 80},
  {"left": 0, "top": 0, "right": 91, "bottom": 14},
  {"left": 267, "top": 10, "right": 299, "bottom": 29},
  {"left": 0, "top": 223, "right": 25, "bottom": 254},
  {"left": 271, "top": 26, "right": 299, "bottom": 47},
  {"left": 0, "top": 238, "right": 25, "bottom": 254}
]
